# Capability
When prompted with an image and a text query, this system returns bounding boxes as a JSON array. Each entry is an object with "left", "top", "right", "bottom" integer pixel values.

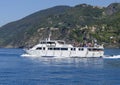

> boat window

[
  {"left": 47, "top": 42, "right": 55, "bottom": 44},
  {"left": 48, "top": 48, "right": 68, "bottom": 50},
  {"left": 97, "top": 49, "right": 103, "bottom": 51},
  {"left": 48, "top": 48, "right": 53, "bottom": 50},
  {"left": 92, "top": 48, "right": 103, "bottom": 51},
  {"left": 40, "top": 42, "right": 46, "bottom": 44},
  {"left": 61, "top": 48, "right": 68, "bottom": 50},
  {"left": 36, "top": 47, "right": 42, "bottom": 50},
  {"left": 58, "top": 41, "right": 65, "bottom": 44},
  {"left": 79, "top": 48, "right": 84, "bottom": 51},
  {"left": 40, "top": 42, "right": 55, "bottom": 44},
  {"left": 71, "top": 48, "right": 76, "bottom": 51},
  {"left": 43, "top": 47, "right": 45, "bottom": 50},
  {"left": 88, "top": 48, "right": 92, "bottom": 51},
  {"left": 54, "top": 48, "right": 60, "bottom": 50}
]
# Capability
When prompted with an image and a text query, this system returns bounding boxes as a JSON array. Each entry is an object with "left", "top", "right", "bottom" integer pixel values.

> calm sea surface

[{"left": 0, "top": 48, "right": 120, "bottom": 85}]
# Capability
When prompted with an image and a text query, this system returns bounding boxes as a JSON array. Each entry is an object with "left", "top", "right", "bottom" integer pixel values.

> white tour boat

[{"left": 22, "top": 34, "right": 104, "bottom": 58}]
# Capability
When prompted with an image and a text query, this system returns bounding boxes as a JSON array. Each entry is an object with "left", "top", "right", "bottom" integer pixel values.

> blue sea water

[{"left": 0, "top": 48, "right": 120, "bottom": 85}]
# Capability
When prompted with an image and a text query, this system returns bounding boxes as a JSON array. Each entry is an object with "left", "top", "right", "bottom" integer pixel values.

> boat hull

[{"left": 25, "top": 48, "right": 104, "bottom": 58}]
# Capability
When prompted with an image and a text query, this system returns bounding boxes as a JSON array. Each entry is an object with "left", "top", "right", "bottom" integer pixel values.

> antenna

[{"left": 48, "top": 31, "right": 51, "bottom": 41}]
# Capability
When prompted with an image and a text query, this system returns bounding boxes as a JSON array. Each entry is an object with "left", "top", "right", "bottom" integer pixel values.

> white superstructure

[{"left": 23, "top": 37, "right": 104, "bottom": 58}]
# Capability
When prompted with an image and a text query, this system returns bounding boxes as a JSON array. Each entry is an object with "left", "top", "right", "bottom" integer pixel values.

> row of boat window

[
  {"left": 36, "top": 47, "right": 84, "bottom": 51},
  {"left": 88, "top": 48, "right": 103, "bottom": 51},
  {"left": 36, "top": 47, "right": 103, "bottom": 51}
]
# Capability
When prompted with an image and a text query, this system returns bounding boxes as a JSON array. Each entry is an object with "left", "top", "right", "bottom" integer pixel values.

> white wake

[{"left": 103, "top": 55, "right": 120, "bottom": 59}]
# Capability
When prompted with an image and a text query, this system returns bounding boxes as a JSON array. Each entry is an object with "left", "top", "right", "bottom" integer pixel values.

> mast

[{"left": 48, "top": 29, "right": 51, "bottom": 41}]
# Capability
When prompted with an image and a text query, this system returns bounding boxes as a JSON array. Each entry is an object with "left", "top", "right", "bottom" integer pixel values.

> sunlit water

[{"left": 0, "top": 48, "right": 120, "bottom": 85}]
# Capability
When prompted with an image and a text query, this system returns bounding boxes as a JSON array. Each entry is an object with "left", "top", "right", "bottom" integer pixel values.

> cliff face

[{"left": 0, "top": 3, "right": 120, "bottom": 48}]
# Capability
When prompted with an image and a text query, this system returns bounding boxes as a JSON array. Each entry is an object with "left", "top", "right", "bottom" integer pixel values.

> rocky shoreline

[{"left": 104, "top": 44, "right": 120, "bottom": 48}]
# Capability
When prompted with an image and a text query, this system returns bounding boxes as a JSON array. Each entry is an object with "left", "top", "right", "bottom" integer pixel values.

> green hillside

[{"left": 0, "top": 3, "right": 120, "bottom": 48}]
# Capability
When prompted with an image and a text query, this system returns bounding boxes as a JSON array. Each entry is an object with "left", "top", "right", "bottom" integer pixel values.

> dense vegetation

[{"left": 0, "top": 3, "right": 120, "bottom": 48}]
